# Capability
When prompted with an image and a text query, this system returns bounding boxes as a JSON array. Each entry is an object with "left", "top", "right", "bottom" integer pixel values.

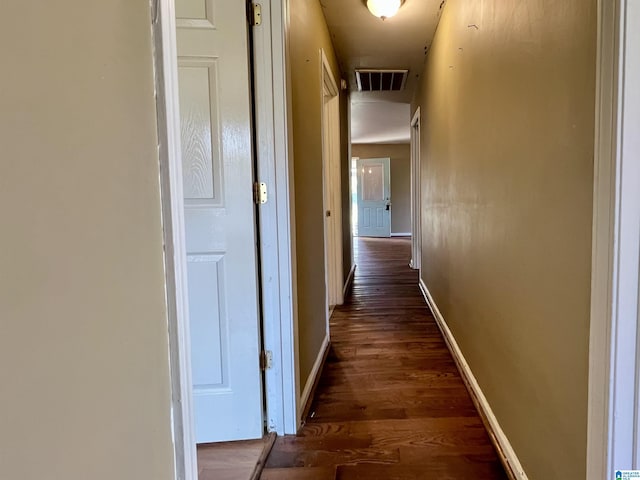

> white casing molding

[
  {"left": 419, "top": 279, "right": 528, "bottom": 480},
  {"left": 153, "top": 0, "right": 198, "bottom": 478},
  {"left": 588, "top": 0, "right": 640, "bottom": 476}
]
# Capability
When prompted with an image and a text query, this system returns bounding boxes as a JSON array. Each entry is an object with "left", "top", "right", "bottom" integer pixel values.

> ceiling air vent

[{"left": 355, "top": 69, "right": 408, "bottom": 92}]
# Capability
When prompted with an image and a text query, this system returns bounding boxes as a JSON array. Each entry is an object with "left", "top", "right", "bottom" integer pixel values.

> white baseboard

[
  {"left": 298, "top": 334, "right": 330, "bottom": 425},
  {"left": 418, "top": 278, "right": 528, "bottom": 480},
  {"left": 391, "top": 232, "right": 411, "bottom": 237},
  {"left": 343, "top": 264, "right": 356, "bottom": 298}
]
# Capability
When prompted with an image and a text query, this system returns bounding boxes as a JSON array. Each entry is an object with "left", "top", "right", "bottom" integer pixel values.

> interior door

[
  {"left": 357, "top": 158, "right": 391, "bottom": 237},
  {"left": 322, "top": 66, "right": 343, "bottom": 308},
  {"left": 176, "top": 0, "right": 263, "bottom": 442}
]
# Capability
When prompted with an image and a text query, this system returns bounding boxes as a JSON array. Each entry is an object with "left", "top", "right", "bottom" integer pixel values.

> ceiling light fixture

[{"left": 366, "top": 0, "right": 404, "bottom": 20}]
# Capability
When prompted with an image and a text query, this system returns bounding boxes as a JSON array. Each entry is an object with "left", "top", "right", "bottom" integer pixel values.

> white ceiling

[{"left": 320, "top": 0, "right": 444, "bottom": 143}]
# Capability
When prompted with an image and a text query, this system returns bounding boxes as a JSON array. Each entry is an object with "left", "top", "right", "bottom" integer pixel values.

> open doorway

[
  {"left": 153, "top": 0, "right": 298, "bottom": 478},
  {"left": 174, "top": 0, "right": 263, "bottom": 446},
  {"left": 350, "top": 144, "right": 413, "bottom": 241},
  {"left": 150, "top": 0, "right": 640, "bottom": 476}
]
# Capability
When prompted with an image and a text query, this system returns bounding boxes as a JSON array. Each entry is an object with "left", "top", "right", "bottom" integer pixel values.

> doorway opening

[
  {"left": 152, "top": 2, "right": 637, "bottom": 478},
  {"left": 152, "top": 0, "right": 298, "bottom": 478},
  {"left": 350, "top": 143, "right": 414, "bottom": 242},
  {"left": 352, "top": 157, "right": 392, "bottom": 238}
]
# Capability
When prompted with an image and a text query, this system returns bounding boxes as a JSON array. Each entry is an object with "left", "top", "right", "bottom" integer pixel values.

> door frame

[
  {"left": 152, "top": 0, "right": 640, "bottom": 476},
  {"left": 410, "top": 107, "right": 421, "bottom": 271},
  {"left": 251, "top": 0, "right": 299, "bottom": 438},
  {"left": 587, "top": 0, "right": 640, "bottom": 477},
  {"left": 152, "top": 0, "right": 298, "bottom": 478},
  {"left": 320, "top": 49, "right": 344, "bottom": 310}
]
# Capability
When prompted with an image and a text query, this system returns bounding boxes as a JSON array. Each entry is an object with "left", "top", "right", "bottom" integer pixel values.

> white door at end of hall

[
  {"left": 356, "top": 158, "right": 391, "bottom": 237},
  {"left": 176, "top": 0, "right": 263, "bottom": 442}
]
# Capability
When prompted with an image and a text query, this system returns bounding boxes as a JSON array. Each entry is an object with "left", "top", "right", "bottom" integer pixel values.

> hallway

[{"left": 261, "top": 237, "right": 508, "bottom": 479}]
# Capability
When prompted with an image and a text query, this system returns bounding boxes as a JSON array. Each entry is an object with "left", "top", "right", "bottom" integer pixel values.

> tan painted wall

[
  {"left": 413, "top": 1, "right": 596, "bottom": 478},
  {"left": 289, "top": 0, "right": 347, "bottom": 389},
  {"left": 352, "top": 143, "right": 412, "bottom": 234},
  {"left": 0, "top": 2, "right": 174, "bottom": 479}
]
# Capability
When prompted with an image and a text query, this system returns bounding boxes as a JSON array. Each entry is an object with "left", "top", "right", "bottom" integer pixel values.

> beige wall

[
  {"left": 352, "top": 143, "right": 412, "bottom": 234},
  {"left": 289, "top": 0, "right": 348, "bottom": 388},
  {"left": 413, "top": 1, "right": 596, "bottom": 478},
  {"left": 0, "top": 2, "right": 174, "bottom": 479}
]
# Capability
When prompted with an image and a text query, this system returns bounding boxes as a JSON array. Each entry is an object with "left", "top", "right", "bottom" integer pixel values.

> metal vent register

[{"left": 355, "top": 69, "right": 408, "bottom": 92}]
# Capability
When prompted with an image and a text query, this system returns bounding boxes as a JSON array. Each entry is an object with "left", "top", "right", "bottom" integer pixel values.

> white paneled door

[
  {"left": 357, "top": 158, "right": 391, "bottom": 237},
  {"left": 322, "top": 53, "right": 343, "bottom": 308},
  {"left": 176, "top": 0, "right": 263, "bottom": 442}
]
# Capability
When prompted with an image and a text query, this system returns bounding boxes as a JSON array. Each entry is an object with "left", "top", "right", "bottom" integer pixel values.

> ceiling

[{"left": 320, "top": 0, "right": 444, "bottom": 143}]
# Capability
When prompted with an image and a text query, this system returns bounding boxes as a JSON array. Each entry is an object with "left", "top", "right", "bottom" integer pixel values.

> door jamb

[
  {"left": 587, "top": 0, "right": 640, "bottom": 476},
  {"left": 410, "top": 107, "right": 421, "bottom": 271},
  {"left": 251, "top": 0, "right": 299, "bottom": 436},
  {"left": 153, "top": 0, "right": 298, "bottom": 478}
]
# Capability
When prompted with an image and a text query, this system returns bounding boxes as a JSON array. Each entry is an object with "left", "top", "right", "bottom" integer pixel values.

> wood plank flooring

[
  {"left": 262, "top": 237, "right": 508, "bottom": 479},
  {"left": 198, "top": 434, "right": 274, "bottom": 480}
]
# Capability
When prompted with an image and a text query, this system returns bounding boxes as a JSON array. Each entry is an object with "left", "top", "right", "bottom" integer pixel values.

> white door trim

[
  {"left": 152, "top": 0, "right": 198, "bottom": 478},
  {"left": 153, "top": 0, "right": 298, "bottom": 477},
  {"left": 410, "top": 107, "right": 421, "bottom": 271},
  {"left": 588, "top": 0, "right": 640, "bottom": 476}
]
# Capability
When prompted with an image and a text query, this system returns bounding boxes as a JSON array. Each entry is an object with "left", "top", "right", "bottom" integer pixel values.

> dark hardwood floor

[{"left": 261, "top": 237, "right": 508, "bottom": 480}]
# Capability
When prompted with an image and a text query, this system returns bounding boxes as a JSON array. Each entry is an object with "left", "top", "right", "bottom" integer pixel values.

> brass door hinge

[
  {"left": 253, "top": 181, "right": 267, "bottom": 204},
  {"left": 251, "top": 3, "right": 262, "bottom": 26},
  {"left": 260, "top": 350, "right": 273, "bottom": 370}
]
